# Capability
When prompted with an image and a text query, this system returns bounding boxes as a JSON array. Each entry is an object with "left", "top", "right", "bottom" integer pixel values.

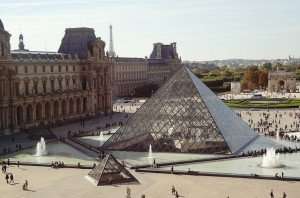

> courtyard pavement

[{"left": 0, "top": 165, "right": 299, "bottom": 198}]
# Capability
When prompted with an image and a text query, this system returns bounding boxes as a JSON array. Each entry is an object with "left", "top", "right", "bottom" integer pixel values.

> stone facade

[
  {"left": 113, "top": 57, "right": 148, "bottom": 97},
  {"left": 0, "top": 20, "right": 113, "bottom": 135},
  {"left": 268, "top": 71, "right": 296, "bottom": 93},
  {"left": 113, "top": 42, "right": 182, "bottom": 97}
]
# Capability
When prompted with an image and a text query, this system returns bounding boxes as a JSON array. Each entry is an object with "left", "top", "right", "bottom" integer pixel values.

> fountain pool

[
  {"left": 0, "top": 142, "right": 97, "bottom": 165},
  {"left": 159, "top": 152, "right": 300, "bottom": 177},
  {"left": 35, "top": 137, "right": 48, "bottom": 156},
  {"left": 261, "top": 148, "right": 284, "bottom": 168}
]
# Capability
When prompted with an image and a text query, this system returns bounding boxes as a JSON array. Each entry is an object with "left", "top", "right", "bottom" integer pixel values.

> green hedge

[{"left": 225, "top": 99, "right": 300, "bottom": 109}]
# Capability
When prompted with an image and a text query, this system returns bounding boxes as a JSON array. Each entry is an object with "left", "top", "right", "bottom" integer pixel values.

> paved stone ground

[
  {"left": 238, "top": 109, "right": 300, "bottom": 133},
  {"left": 0, "top": 165, "right": 299, "bottom": 198}
]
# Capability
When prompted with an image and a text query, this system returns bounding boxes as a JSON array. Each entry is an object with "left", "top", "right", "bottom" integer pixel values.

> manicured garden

[{"left": 224, "top": 99, "right": 300, "bottom": 109}]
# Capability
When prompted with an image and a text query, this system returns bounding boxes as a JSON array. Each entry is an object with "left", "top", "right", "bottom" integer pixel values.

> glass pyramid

[
  {"left": 88, "top": 154, "right": 138, "bottom": 186},
  {"left": 104, "top": 67, "right": 280, "bottom": 154}
]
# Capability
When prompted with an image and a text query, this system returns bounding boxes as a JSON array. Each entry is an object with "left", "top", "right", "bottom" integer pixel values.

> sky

[{"left": 1, "top": 0, "right": 300, "bottom": 61}]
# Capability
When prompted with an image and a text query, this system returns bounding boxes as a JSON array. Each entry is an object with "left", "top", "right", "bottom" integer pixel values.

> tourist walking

[
  {"left": 22, "top": 180, "right": 29, "bottom": 190},
  {"left": 270, "top": 189, "right": 274, "bottom": 198},
  {"left": 5, "top": 174, "right": 9, "bottom": 184},
  {"left": 175, "top": 190, "right": 179, "bottom": 198},
  {"left": 283, "top": 192, "right": 287, "bottom": 198},
  {"left": 2, "top": 164, "right": 6, "bottom": 173},
  {"left": 171, "top": 185, "right": 176, "bottom": 195},
  {"left": 10, "top": 174, "right": 14, "bottom": 184}
]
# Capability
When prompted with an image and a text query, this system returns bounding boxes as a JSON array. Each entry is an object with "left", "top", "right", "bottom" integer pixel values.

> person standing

[
  {"left": 270, "top": 189, "right": 274, "bottom": 198},
  {"left": 283, "top": 192, "right": 287, "bottom": 198},
  {"left": 9, "top": 174, "right": 14, "bottom": 184},
  {"left": 5, "top": 174, "right": 9, "bottom": 184},
  {"left": 171, "top": 185, "right": 176, "bottom": 195}
]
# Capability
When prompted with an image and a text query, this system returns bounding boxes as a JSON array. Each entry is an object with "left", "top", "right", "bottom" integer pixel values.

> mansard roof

[
  {"left": 0, "top": 19, "right": 4, "bottom": 30},
  {"left": 10, "top": 50, "right": 78, "bottom": 60},
  {"left": 58, "top": 27, "right": 96, "bottom": 59},
  {"left": 114, "top": 57, "right": 146, "bottom": 63}
]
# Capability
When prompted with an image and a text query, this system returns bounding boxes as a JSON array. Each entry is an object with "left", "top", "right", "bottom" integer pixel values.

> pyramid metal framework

[
  {"left": 103, "top": 67, "right": 277, "bottom": 154},
  {"left": 88, "top": 154, "right": 138, "bottom": 186}
]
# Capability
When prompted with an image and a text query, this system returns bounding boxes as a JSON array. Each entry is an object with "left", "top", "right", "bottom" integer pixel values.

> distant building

[
  {"left": 113, "top": 42, "right": 182, "bottom": 97},
  {"left": 268, "top": 70, "right": 296, "bottom": 93},
  {"left": 0, "top": 19, "right": 113, "bottom": 135},
  {"left": 113, "top": 57, "right": 148, "bottom": 97},
  {"left": 231, "top": 82, "right": 241, "bottom": 94},
  {"left": 148, "top": 42, "right": 182, "bottom": 86}
]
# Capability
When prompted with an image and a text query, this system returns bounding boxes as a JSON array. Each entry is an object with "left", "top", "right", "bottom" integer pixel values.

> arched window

[
  {"left": 82, "top": 78, "right": 87, "bottom": 90},
  {"left": 16, "top": 106, "right": 23, "bottom": 126},
  {"left": 45, "top": 102, "right": 51, "bottom": 119},
  {"left": 36, "top": 103, "right": 42, "bottom": 120},
  {"left": 26, "top": 105, "right": 33, "bottom": 123}
]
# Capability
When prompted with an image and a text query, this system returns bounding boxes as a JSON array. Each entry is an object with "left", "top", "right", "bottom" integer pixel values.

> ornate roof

[
  {"left": 58, "top": 27, "right": 96, "bottom": 59},
  {"left": 10, "top": 51, "right": 77, "bottom": 60},
  {"left": 0, "top": 19, "right": 4, "bottom": 30}
]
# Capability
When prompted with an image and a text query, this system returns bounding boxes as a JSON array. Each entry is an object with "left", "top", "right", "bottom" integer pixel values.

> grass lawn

[{"left": 224, "top": 99, "right": 300, "bottom": 109}]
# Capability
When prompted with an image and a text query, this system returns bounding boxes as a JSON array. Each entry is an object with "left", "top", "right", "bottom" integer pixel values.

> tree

[{"left": 258, "top": 70, "right": 268, "bottom": 89}]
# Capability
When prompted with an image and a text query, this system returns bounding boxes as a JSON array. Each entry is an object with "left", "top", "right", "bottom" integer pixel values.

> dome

[{"left": 0, "top": 19, "right": 4, "bottom": 30}]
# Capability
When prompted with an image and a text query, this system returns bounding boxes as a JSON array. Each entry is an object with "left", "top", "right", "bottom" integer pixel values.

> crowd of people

[
  {"left": 237, "top": 110, "right": 300, "bottom": 142},
  {"left": 1, "top": 161, "right": 30, "bottom": 191}
]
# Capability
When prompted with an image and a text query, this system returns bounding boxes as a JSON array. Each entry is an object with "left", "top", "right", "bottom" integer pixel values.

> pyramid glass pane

[
  {"left": 104, "top": 67, "right": 288, "bottom": 154},
  {"left": 104, "top": 67, "right": 230, "bottom": 153}
]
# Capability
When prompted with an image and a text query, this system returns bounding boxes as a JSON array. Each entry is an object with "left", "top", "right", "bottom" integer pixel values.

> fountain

[
  {"left": 35, "top": 137, "right": 48, "bottom": 156},
  {"left": 148, "top": 144, "right": 153, "bottom": 159},
  {"left": 276, "top": 130, "right": 280, "bottom": 141},
  {"left": 99, "top": 132, "right": 105, "bottom": 146},
  {"left": 260, "top": 148, "right": 284, "bottom": 168}
]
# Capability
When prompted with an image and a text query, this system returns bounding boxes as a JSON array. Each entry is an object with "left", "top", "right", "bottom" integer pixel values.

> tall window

[
  {"left": 24, "top": 66, "right": 28, "bottom": 73},
  {"left": 34, "top": 65, "right": 37, "bottom": 73},
  {"left": 42, "top": 65, "right": 46, "bottom": 72},
  {"left": 51, "top": 79, "right": 55, "bottom": 92},
  {"left": 58, "top": 79, "right": 62, "bottom": 90},
  {"left": 1, "top": 42, "right": 4, "bottom": 56},
  {"left": 43, "top": 80, "right": 47, "bottom": 93},
  {"left": 34, "top": 81, "right": 38, "bottom": 94},
  {"left": 15, "top": 82, "right": 19, "bottom": 96},
  {"left": 58, "top": 65, "right": 61, "bottom": 72},
  {"left": 66, "top": 79, "right": 69, "bottom": 89},
  {"left": 25, "top": 81, "right": 29, "bottom": 95},
  {"left": 51, "top": 66, "right": 54, "bottom": 72},
  {"left": 73, "top": 79, "right": 76, "bottom": 88}
]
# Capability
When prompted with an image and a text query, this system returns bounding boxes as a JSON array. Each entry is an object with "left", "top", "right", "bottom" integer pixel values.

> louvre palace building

[
  {"left": 0, "top": 19, "right": 113, "bottom": 135},
  {"left": 113, "top": 42, "right": 182, "bottom": 97}
]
